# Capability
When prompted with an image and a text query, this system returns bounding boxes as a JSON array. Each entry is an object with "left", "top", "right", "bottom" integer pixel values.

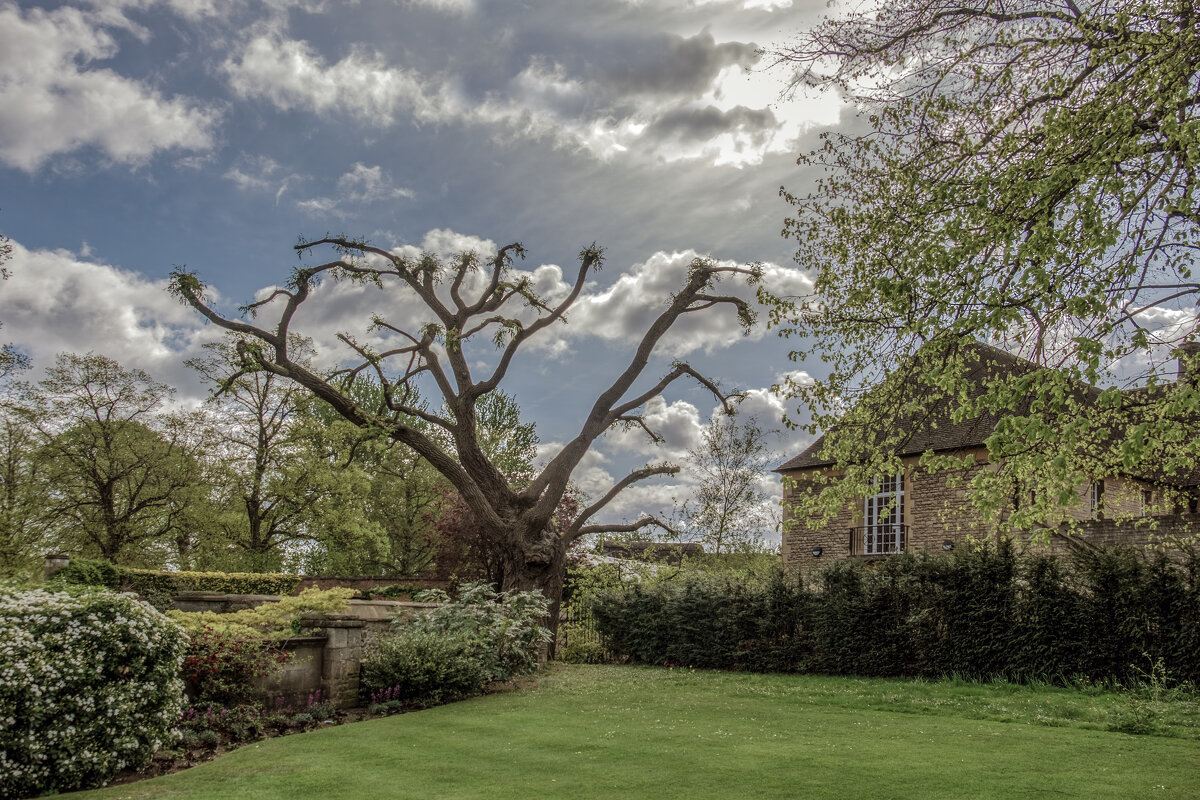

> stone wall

[
  {"left": 781, "top": 452, "right": 991, "bottom": 579},
  {"left": 781, "top": 454, "right": 1199, "bottom": 579},
  {"left": 175, "top": 594, "right": 440, "bottom": 709}
]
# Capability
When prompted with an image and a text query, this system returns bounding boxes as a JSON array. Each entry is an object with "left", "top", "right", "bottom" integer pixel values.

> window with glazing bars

[{"left": 864, "top": 473, "right": 905, "bottom": 554}]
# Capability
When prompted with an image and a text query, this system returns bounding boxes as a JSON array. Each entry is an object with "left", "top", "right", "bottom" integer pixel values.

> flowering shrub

[
  {"left": 360, "top": 583, "right": 551, "bottom": 707},
  {"left": 409, "top": 583, "right": 551, "bottom": 681},
  {"left": 181, "top": 626, "right": 292, "bottom": 707},
  {"left": 0, "top": 587, "right": 187, "bottom": 797}
]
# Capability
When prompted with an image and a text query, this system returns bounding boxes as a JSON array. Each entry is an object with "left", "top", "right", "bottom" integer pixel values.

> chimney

[{"left": 1176, "top": 342, "right": 1200, "bottom": 383}]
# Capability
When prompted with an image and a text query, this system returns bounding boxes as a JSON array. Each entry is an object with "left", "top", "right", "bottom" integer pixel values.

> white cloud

[
  {"left": 0, "top": 4, "right": 219, "bottom": 171},
  {"left": 223, "top": 154, "right": 305, "bottom": 203},
  {"left": 297, "top": 163, "right": 415, "bottom": 217},
  {"left": 403, "top": 0, "right": 474, "bottom": 13},
  {"left": 0, "top": 238, "right": 217, "bottom": 394},
  {"left": 558, "top": 249, "right": 813, "bottom": 357},
  {"left": 219, "top": 26, "right": 842, "bottom": 168},
  {"left": 223, "top": 34, "right": 453, "bottom": 124},
  {"left": 606, "top": 396, "right": 705, "bottom": 460}
]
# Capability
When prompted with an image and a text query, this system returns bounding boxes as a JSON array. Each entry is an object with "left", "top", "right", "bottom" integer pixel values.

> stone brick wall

[
  {"left": 175, "top": 594, "right": 441, "bottom": 709},
  {"left": 780, "top": 452, "right": 1198, "bottom": 579}
]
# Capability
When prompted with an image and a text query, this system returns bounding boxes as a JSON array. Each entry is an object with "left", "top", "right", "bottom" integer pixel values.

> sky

[{"left": 0, "top": 0, "right": 850, "bottom": 541}]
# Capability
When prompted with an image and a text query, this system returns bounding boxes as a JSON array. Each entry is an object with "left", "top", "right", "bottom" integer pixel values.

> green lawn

[{"left": 73, "top": 666, "right": 1200, "bottom": 800}]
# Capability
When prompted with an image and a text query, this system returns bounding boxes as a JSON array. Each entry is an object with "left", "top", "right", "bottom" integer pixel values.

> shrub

[
  {"left": 0, "top": 587, "right": 187, "bottom": 797},
  {"left": 181, "top": 626, "right": 292, "bottom": 707},
  {"left": 168, "top": 587, "right": 356, "bottom": 640},
  {"left": 361, "top": 584, "right": 421, "bottom": 600},
  {"left": 52, "top": 558, "right": 302, "bottom": 596},
  {"left": 360, "top": 630, "right": 492, "bottom": 706},
  {"left": 361, "top": 583, "right": 552, "bottom": 706},
  {"left": 408, "top": 583, "right": 552, "bottom": 681},
  {"left": 593, "top": 545, "right": 1200, "bottom": 686}
]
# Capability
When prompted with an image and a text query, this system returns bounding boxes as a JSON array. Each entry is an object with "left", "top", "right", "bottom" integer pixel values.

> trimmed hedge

[
  {"left": 52, "top": 558, "right": 301, "bottom": 596},
  {"left": 592, "top": 544, "right": 1200, "bottom": 685}
]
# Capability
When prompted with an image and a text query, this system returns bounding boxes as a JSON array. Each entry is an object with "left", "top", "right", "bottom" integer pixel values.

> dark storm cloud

[
  {"left": 642, "top": 104, "right": 780, "bottom": 145},
  {"left": 603, "top": 30, "right": 760, "bottom": 97}
]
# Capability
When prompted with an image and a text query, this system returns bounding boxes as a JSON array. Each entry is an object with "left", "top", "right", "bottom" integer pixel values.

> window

[
  {"left": 1141, "top": 489, "right": 1153, "bottom": 518},
  {"left": 863, "top": 473, "right": 905, "bottom": 554}
]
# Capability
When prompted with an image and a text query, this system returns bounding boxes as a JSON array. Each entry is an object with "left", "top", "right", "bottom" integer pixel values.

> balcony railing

[{"left": 849, "top": 524, "right": 908, "bottom": 556}]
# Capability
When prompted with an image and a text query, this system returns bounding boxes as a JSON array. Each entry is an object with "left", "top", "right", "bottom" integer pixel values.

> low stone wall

[
  {"left": 174, "top": 593, "right": 441, "bottom": 709},
  {"left": 255, "top": 636, "right": 328, "bottom": 707}
]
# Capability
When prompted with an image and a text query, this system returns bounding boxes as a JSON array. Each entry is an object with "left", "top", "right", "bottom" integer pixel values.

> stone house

[{"left": 778, "top": 341, "right": 1200, "bottom": 575}]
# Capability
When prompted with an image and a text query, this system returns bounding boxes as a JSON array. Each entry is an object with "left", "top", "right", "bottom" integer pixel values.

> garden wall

[{"left": 177, "top": 594, "right": 439, "bottom": 709}]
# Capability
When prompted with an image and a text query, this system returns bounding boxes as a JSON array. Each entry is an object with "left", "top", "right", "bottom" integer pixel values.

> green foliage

[
  {"left": 593, "top": 546, "right": 1200, "bottom": 685},
  {"left": 181, "top": 627, "right": 291, "bottom": 707},
  {"left": 678, "top": 415, "right": 778, "bottom": 554},
  {"left": 169, "top": 587, "right": 355, "bottom": 640},
  {"left": 52, "top": 557, "right": 302, "bottom": 596},
  {"left": 360, "top": 583, "right": 423, "bottom": 600},
  {"left": 556, "top": 637, "right": 608, "bottom": 665},
  {"left": 0, "top": 586, "right": 187, "bottom": 797},
  {"left": 360, "top": 583, "right": 551, "bottom": 706},
  {"left": 15, "top": 352, "right": 214, "bottom": 569},
  {"left": 769, "top": 0, "right": 1200, "bottom": 525},
  {"left": 359, "top": 630, "right": 493, "bottom": 707}
]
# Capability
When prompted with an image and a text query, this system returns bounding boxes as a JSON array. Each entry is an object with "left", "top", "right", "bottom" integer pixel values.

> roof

[{"left": 776, "top": 341, "right": 1098, "bottom": 472}]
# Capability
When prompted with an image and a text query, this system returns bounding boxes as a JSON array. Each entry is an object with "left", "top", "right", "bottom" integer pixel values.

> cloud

[
  {"left": 606, "top": 30, "right": 759, "bottom": 97},
  {"left": 223, "top": 154, "right": 304, "bottom": 203},
  {"left": 403, "top": 0, "right": 474, "bottom": 13},
  {"left": 606, "top": 396, "right": 706, "bottom": 460},
  {"left": 219, "top": 20, "right": 840, "bottom": 168},
  {"left": 297, "top": 163, "right": 415, "bottom": 217},
  {"left": 0, "top": 4, "right": 219, "bottom": 171},
  {"left": 557, "top": 249, "right": 813, "bottom": 357},
  {"left": 0, "top": 238, "right": 217, "bottom": 395},
  {"left": 223, "top": 34, "right": 452, "bottom": 124}
]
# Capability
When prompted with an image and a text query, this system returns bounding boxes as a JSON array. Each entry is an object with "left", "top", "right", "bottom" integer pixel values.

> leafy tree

[
  {"left": 24, "top": 353, "right": 207, "bottom": 567},
  {"left": 680, "top": 415, "right": 778, "bottom": 555},
  {"left": 171, "top": 241, "right": 759, "bottom": 617},
  {"left": 0, "top": 401, "right": 44, "bottom": 577},
  {"left": 188, "top": 339, "right": 380, "bottom": 572},
  {"left": 768, "top": 0, "right": 1200, "bottom": 524}
]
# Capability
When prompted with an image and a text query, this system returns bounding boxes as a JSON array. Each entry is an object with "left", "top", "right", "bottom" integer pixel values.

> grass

[{"left": 72, "top": 665, "right": 1200, "bottom": 800}]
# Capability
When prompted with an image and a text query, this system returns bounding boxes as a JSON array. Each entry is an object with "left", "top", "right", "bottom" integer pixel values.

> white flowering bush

[
  {"left": 0, "top": 586, "right": 188, "bottom": 797},
  {"left": 361, "top": 583, "right": 552, "bottom": 707}
]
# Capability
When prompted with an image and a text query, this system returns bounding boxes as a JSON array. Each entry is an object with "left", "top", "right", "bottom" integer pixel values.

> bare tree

[{"left": 171, "top": 239, "right": 760, "bottom": 615}]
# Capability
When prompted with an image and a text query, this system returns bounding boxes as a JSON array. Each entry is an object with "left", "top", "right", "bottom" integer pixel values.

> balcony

[{"left": 849, "top": 524, "right": 908, "bottom": 556}]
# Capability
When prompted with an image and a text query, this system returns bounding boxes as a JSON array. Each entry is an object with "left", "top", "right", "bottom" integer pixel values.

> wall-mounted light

[
  {"left": 812, "top": 547, "right": 823, "bottom": 557},
  {"left": 942, "top": 540, "right": 954, "bottom": 551}
]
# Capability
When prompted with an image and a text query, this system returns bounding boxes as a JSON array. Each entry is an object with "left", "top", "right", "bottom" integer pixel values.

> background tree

[
  {"left": 679, "top": 414, "right": 778, "bottom": 555},
  {"left": 0, "top": 399, "right": 45, "bottom": 577},
  {"left": 171, "top": 241, "right": 760, "bottom": 620},
  {"left": 189, "top": 339, "right": 380, "bottom": 572},
  {"left": 769, "top": 0, "right": 1200, "bottom": 524},
  {"left": 27, "top": 353, "right": 207, "bottom": 567}
]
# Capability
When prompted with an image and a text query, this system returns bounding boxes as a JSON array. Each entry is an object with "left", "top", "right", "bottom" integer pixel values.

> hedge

[
  {"left": 52, "top": 558, "right": 301, "bottom": 596},
  {"left": 592, "top": 544, "right": 1200, "bottom": 686}
]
